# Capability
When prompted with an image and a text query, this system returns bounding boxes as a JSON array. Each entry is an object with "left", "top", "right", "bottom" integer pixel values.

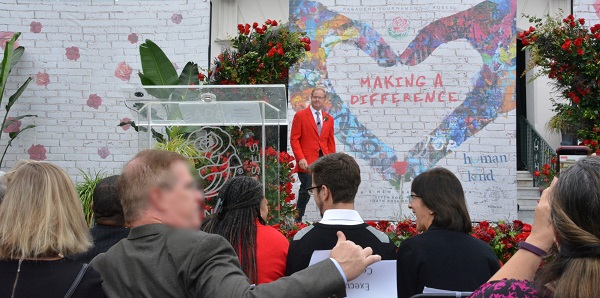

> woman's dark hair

[
  {"left": 536, "top": 156, "right": 600, "bottom": 297},
  {"left": 200, "top": 176, "right": 265, "bottom": 284},
  {"left": 411, "top": 167, "right": 472, "bottom": 233}
]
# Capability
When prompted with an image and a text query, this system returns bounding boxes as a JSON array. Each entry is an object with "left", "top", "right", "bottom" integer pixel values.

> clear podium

[{"left": 122, "top": 85, "right": 288, "bottom": 215}]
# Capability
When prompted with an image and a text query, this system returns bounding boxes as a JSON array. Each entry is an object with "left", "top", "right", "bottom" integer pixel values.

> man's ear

[
  {"left": 147, "top": 186, "right": 166, "bottom": 211},
  {"left": 321, "top": 185, "right": 332, "bottom": 203}
]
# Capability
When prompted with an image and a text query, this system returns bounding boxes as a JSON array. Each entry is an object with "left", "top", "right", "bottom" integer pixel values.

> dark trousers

[{"left": 296, "top": 172, "right": 312, "bottom": 222}]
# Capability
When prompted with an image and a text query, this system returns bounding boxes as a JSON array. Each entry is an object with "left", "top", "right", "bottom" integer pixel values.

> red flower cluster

[
  {"left": 518, "top": 26, "right": 537, "bottom": 46},
  {"left": 300, "top": 36, "right": 311, "bottom": 51},
  {"left": 267, "top": 42, "right": 285, "bottom": 57},
  {"left": 472, "top": 220, "right": 532, "bottom": 263}
]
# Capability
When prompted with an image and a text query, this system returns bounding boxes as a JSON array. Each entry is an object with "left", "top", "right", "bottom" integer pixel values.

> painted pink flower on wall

[
  {"left": 2, "top": 117, "right": 21, "bottom": 134},
  {"left": 128, "top": 33, "right": 138, "bottom": 44},
  {"left": 98, "top": 147, "right": 110, "bottom": 159},
  {"left": 30, "top": 21, "right": 43, "bottom": 33},
  {"left": 35, "top": 72, "right": 50, "bottom": 87},
  {"left": 28, "top": 144, "right": 47, "bottom": 161},
  {"left": 114, "top": 62, "right": 133, "bottom": 81},
  {"left": 171, "top": 13, "right": 183, "bottom": 24},
  {"left": 0, "top": 31, "right": 19, "bottom": 50},
  {"left": 120, "top": 117, "right": 131, "bottom": 131},
  {"left": 87, "top": 94, "right": 102, "bottom": 109},
  {"left": 65, "top": 46, "right": 80, "bottom": 61}
]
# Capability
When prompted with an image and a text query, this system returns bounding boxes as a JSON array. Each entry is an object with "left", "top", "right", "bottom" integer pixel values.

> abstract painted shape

[
  {"left": 86, "top": 94, "right": 102, "bottom": 109},
  {"left": 128, "top": 33, "right": 138, "bottom": 44},
  {"left": 65, "top": 46, "right": 80, "bottom": 61},
  {"left": 0, "top": 31, "right": 18, "bottom": 50},
  {"left": 35, "top": 72, "right": 50, "bottom": 87},
  {"left": 114, "top": 61, "right": 133, "bottom": 81},
  {"left": 98, "top": 147, "right": 110, "bottom": 159},
  {"left": 30, "top": 21, "right": 42, "bottom": 33},
  {"left": 120, "top": 117, "right": 131, "bottom": 131},
  {"left": 2, "top": 117, "right": 21, "bottom": 133},
  {"left": 28, "top": 144, "right": 47, "bottom": 161},
  {"left": 171, "top": 13, "right": 183, "bottom": 24}
]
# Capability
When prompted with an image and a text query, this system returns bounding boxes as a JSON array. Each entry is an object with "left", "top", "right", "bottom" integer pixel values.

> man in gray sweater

[{"left": 91, "top": 149, "right": 380, "bottom": 298}]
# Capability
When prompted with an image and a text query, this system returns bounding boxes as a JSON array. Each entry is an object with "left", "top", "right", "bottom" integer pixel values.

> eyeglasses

[
  {"left": 312, "top": 96, "right": 326, "bottom": 100},
  {"left": 409, "top": 194, "right": 420, "bottom": 203},
  {"left": 307, "top": 185, "right": 324, "bottom": 192}
]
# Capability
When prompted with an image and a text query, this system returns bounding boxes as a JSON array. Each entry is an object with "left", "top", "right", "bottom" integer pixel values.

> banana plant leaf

[
  {"left": 138, "top": 39, "right": 179, "bottom": 99},
  {"left": 5, "top": 77, "right": 32, "bottom": 110},
  {"left": 0, "top": 33, "right": 20, "bottom": 106}
]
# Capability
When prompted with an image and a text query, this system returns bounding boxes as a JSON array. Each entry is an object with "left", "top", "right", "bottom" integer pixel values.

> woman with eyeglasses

[
  {"left": 201, "top": 176, "right": 289, "bottom": 284},
  {"left": 396, "top": 168, "right": 499, "bottom": 298}
]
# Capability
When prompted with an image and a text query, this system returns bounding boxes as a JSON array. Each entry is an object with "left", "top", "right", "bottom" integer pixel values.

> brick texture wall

[{"left": 0, "top": 0, "right": 210, "bottom": 180}]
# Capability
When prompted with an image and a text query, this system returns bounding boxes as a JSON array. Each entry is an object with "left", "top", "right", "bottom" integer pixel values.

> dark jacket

[
  {"left": 91, "top": 224, "right": 346, "bottom": 298},
  {"left": 396, "top": 226, "right": 500, "bottom": 298},
  {"left": 71, "top": 224, "right": 129, "bottom": 263}
]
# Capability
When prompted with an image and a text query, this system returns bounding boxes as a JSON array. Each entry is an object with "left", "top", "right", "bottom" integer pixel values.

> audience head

[
  {"left": 537, "top": 156, "right": 600, "bottom": 297},
  {"left": 119, "top": 149, "right": 202, "bottom": 229},
  {"left": 92, "top": 175, "right": 125, "bottom": 226},
  {"left": 410, "top": 167, "right": 471, "bottom": 233},
  {"left": 308, "top": 152, "right": 361, "bottom": 216},
  {"left": 0, "top": 160, "right": 91, "bottom": 259},
  {"left": 310, "top": 87, "right": 327, "bottom": 111},
  {"left": 201, "top": 176, "right": 266, "bottom": 284}
]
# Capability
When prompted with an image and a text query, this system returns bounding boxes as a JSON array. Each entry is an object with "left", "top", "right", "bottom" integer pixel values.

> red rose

[
  {"left": 266, "top": 19, "right": 272, "bottom": 25},
  {"left": 244, "top": 24, "right": 250, "bottom": 30},
  {"left": 272, "top": 20, "right": 278, "bottom": 26},
  {"left": 252, "top": 22, "right": 258, "bottom": 28},
  {"left": 198, "top": 73, "right": 205, "bottom": 80},
  {"left": 244, "top": 29, "right": 250, "bottom": 35},
  {"left": 570, "top": 21, "right": 576, "bottom": 27},
  {"left": 529, "top": 26, "right": 536, "bottom": 32},
  {"left": 256, "top": 28, "right": 264, "bottom": 34},
  {"left": 237, "top": 24, "right": 244, "bottom": 30},
  {"left": 523, "top": 30, "right": 530, "bottom": 36},
  {"left": 579, "top": 18, "right": 585, "bottom": 25},
  {"left": 365, "top": 221, "right": 377, "bottom": 228},
  {"left": 574, "top": 37, "right": 583, "bottom": 47},
  {"left": 596, "top": 149, "right": 600, "bottom": 155},
  {"left": 562, "top": 39, "right": 571, "bottom": 50},
  {"left": 542, "top": 163, "right": 551, "bottom": 170},
  {"left": 277, "top": 48, "right": 284, "bottom": 55},
  {"left": 267, "top": 49, "right": 275, "bottom": 57},
  {"left": 595, "top": 33, "right": 600, "bottom": 39},
  {"left": 211, "top": 166, "right": 218, "bottom": 172},
  {"left": 518, "top": 32, "right": 525, "bottom": 39},
  {"left": 522, "top": 38, "right": 530, "bottom": 46},
  {"left": 304, "top": 44, "right": 311, "bottom": 51},
  {"left": 206, "top": 175, "right": 214, "bottom": 182},
  {"left": 542, "top": 169, "right": 550, "bottom": 176},
  {"left": 522, "top": 224, "right": 532, "bottom": 233},
  {"left": 479, "top": 221, "right": 490, "bottom": 229},
  {"left": 262, "top": 25, "right": 267, "bottom": 31},
  {"left": 533, "top": 170, "right": 540, "bottom": 177},
  {"left": 392, "top": 161, "right": 409, "bottom": 176},
  {"left": 573, "top": 95, "right": 580, "bottom": 104},
  {"left": 592, "top": 140, "right": 599, "bottom": 146}
]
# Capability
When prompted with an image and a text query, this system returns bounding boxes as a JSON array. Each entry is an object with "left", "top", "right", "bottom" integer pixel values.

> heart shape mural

[{"left": 288, "top": 0, "right": 517, "bottom": 218}]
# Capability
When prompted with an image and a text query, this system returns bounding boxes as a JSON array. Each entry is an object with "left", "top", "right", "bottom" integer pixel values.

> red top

[{"left": 254, "top": 220, "right": 289, "bottom": 284}]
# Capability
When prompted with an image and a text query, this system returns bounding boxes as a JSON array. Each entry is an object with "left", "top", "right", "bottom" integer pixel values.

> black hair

[
  {"left": 93, "top": 175, "right": 124, "bottom": 226},
  {"left": 200, "top": 176, "right": 264, "bottom": 284},
  {"left": 308, "top": 152, "right": 361, "bottom": 204},
  {"left": 411, "top": 168, "right": 472, "bottom": 233}
]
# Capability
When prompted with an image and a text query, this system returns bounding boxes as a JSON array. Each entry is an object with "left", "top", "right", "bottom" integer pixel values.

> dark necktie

[{"left": 315, "top": 111, "right": 322, "bottom": 135}]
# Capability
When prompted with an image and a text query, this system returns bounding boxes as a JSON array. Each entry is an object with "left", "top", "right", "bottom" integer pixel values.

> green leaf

[
  {"left": 5, "top": 77, "right": 32, "bottom": 111},
  {"left": 173, "top": 62, "right": 200, "bottom": 101},
  {"left": 139, "top": 72, "right": 172, "bottom": 99},
  {"left": 138, "top": 39, "right": 179, "bottom": 86},
  {"left": 0, "top": 46, "right": 24, "bottom": 75},
  {"left": 1, "top": 114, "right": 37, "bottom": 130},
  {"left": 0, "top": 32, "right": 20, "bottom": 107}
]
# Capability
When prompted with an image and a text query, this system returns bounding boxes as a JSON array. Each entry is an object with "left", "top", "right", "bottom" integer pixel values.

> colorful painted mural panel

[{"left": 289, "top": 0, "right": 517, "bottom": 220}]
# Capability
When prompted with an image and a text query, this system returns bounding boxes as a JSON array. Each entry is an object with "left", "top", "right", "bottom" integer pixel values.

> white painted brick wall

[{"left": 1, "top": 0, "right": 210, "bottom": 180}]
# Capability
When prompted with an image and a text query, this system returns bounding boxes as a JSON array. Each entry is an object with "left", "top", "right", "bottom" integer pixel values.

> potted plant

[
  {"left": 546, "top": 113, "right": 578, "bottom": 145},
  {"left": 523, "top": 12, "right": 600, "bottom": 154}
]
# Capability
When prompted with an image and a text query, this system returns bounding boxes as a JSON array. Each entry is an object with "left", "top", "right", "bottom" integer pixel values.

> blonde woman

[{"left": 0, "top": 161, "right": 105, "bottom": 298}]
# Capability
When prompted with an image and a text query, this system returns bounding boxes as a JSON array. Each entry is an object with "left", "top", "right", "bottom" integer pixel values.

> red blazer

[{"left": 290, "top": 107, "right": 336, "bottom": 173}]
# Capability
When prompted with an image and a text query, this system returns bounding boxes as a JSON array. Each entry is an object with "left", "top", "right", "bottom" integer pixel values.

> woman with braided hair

[
  {"left": 201, "top": 176, "right": 289, "bottom": 284},
  {"left": 472, "top": 156, "right": 600, "bottom": 298}
]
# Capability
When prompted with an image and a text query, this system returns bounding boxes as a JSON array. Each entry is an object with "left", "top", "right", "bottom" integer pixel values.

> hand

[
  {"left": 526, "top": 177, "right": 557, "bottom": 252},
  {"left": 330, "top": 231, "right": 381, "bottom": 281},
  {"left": 298, "top": 159, "right": 308, "bottom": 170}
]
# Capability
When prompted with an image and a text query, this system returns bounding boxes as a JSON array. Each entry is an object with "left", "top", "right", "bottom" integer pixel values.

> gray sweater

[{"left": 90, "top": 224, "right": 345, "bottom": 298}]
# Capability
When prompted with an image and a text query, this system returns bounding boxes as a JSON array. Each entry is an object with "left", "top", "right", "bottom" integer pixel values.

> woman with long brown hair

[
  {"left": 0, "top": 161, "right": 105, "bottom": 297},
  {"left": 472, "top": 156, "right": 600, "bottom": 297}
]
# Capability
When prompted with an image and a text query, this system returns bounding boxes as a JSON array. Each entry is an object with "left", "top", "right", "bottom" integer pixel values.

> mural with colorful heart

[{"left": 288, "top": 0, "right": 517, "bottom": 220}]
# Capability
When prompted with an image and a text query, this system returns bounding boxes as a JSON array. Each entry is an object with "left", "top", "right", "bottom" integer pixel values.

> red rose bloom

[
  {"left": 574, "top": 37, "right": 583, "bottom": 47},
  {"left": 562, "top": 39, "right": 571, "bottom": 50},
  {"left": 579, "top": 18, "right": 585, "bottom": 25},
  {"left": 272, "top": 20, "right": 278, "bottom": 26},
  {"left": 198, "top": 73, "right": 205, "bottom": 80},
  {"left": 266, "top": 19, "right": 272, "bottom": 25},
  {"left": 533, "top": 170, "right": 540, "bottom": 177},
  {"left": 522, "top": 38, "right": 530, "bottom": 46},
  {"left": 252, "top": 22, "right": 258, "bottom": 28}
]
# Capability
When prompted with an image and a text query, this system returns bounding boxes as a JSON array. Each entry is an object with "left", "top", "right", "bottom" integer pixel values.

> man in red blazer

[{"left": 290, "top": 88, "right": 336, "bottom": 222}]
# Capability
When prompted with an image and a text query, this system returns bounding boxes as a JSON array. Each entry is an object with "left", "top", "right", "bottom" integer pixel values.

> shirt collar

[
  {"left": 127, "top": 223, "right": 170, "bottom": 240},
  {"left": 309, "top": 105, "right": 321, "bottom": 115},
  {"left": 319, "top": 209, "right": 364, "bottom": 225}
]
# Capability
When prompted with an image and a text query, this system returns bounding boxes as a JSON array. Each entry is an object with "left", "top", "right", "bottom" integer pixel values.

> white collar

[
  {"left": 309, "top": 105, "right": 322, "bottom": 115},
  {"left": 319, "top": 209, "right": 364, "bottom": 225}
]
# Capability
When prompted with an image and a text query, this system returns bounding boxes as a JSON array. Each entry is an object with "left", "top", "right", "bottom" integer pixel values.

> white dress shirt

[
  {"left": 319, "top": 209, "right": 364, "bottom": 225},
  {"left": 309, "top": 105, "right": 322, "bottom": 126}
]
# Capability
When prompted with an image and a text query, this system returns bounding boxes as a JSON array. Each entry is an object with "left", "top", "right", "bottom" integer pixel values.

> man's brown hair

[
  {"left": 118, "top": 149, "right": 189, "bottom": 224},
  {"left": 310, "top": 87, "right": 327, "bottom": 97},
  {"left": 308, "top": 153, "right": 361, "bottom": 203}
]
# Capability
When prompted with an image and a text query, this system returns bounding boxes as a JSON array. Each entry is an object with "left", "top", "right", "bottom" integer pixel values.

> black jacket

[{"left": 396, "top": 226, "right": 500, "bottom": 298}]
